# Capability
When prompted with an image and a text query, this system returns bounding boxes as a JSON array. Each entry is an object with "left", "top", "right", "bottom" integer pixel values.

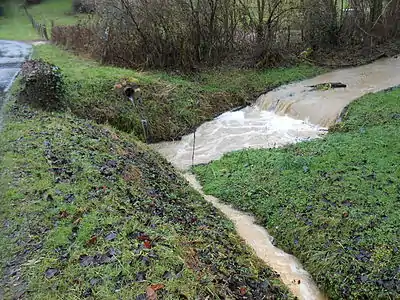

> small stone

[
  {"left": 140, "top": 256, "right": 150, "bottom": 266},
  {"left": 135, "top": 271, "right": 146, "bottom": 282},
  {"left": 45, "top": 268, "right": 60, "bottom": 279},
  {"left": 136, "top": 294, "right": 147, "bottom": 300},
  {"left": 64, "top": 194, "right": 75, "bottom": 203},
  {"left": 163, "top": 271, "right": 173, "bottom": 280},
  {"left": 82, "top": 288, "right": 92, "bottom": 298},
  {"left": 107, "top": 247, "right": 120, "bottom": 256},
  {"left": 59, "top": 252, "right": 70, "bottom": 262},
  {"left": 96, "top": 253, "right": 114, "bottom": 265},
  {"left": 90, "top": 278, "right": 102, "bottom": 286},
  {"left": 107, "top": 160, "right": 117, "bottom": 168},
  {"left": 79, "top": 255, "right": 94, "bottom": 267},
  {"left": 105, "top": 232, "right": 117, "bottom": 241}
]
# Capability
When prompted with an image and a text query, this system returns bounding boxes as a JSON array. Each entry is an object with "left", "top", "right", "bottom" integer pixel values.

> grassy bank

[
  {"left": 0, "top": 0, "right": 82, "bottom": 41},
  {"left": 32, "top": 44, "right": 323, "bottom": 142},
  {"left": 0, "top": 98, "right": 294, "bottom": 299},
  {"left": 193, "top": 88, "right": 400, "bottom": 299}
]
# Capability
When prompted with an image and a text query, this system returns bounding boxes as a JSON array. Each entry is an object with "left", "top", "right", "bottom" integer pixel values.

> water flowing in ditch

[{"left": 152, "top": 56, "right": 400, "bottom": 299}]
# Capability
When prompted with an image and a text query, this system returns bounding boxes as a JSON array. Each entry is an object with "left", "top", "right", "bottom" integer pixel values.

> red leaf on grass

[
  {"left": 146, "top": 286, "right": 157, "bottom": 300},
  {"left": 144, "top": 240, "right": 152, "bottom": 249},
  {"left": 150, "top": 284, "right": 164, "bottom": 291},
  {"left": 239, "top": 286, "right": 247, "bottom": 296},
  {"left": 87, "top": 235, "right": 97, "bottom": 245},
  {"left": 137, "top": 234, "right": 150, "bottom": 241}
]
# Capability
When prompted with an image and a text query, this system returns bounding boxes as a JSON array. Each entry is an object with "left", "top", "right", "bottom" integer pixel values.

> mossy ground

[
  {"left": 193, "top": 88, "right": 400, "bottom": 299},
  {"left": 0, "top": 100, "right": 293, "bottom": 299}
]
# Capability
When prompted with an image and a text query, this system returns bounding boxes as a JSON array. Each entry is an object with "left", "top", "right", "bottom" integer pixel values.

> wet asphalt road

[
  {"left": 0, "top": 40, "right": 31, "bottom": 128},
  {"left": 0, "top": 40, "right": 31, "bottom": 93}
]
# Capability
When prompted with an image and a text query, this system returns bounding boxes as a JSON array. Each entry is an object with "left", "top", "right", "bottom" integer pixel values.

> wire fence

[{"left": 24, "top": 6, "right": 49, "bottom": 40}]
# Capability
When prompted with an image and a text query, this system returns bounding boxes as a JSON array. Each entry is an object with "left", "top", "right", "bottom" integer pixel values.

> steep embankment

[{"left": 0, "top": 102, "right": 294, "bottom": 299}]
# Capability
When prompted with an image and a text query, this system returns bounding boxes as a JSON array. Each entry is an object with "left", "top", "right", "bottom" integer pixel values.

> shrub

[
  {"left": 18, "top": 59, "right": 66, "bottom": 111},
  {"left": 53, "top": 0, "right": 301, "bottom": 70},
  {"left": 72, "top": 0, "right": 95, "bottom": 13}
]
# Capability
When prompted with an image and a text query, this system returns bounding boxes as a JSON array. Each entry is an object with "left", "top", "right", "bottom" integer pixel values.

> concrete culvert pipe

[
  {"left": 123, "top": 86, "right": 135, "bottom": 98},
  {"left": 124, "top": 84, "right": 141, "bottom": 98}
]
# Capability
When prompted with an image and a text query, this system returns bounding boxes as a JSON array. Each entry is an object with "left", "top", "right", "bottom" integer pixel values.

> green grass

[
  {"left": 193, "top": 88, "right": 400, "bottom": 299},
  {"left": 25, "top": 0, "right": 83, "bottom": 26},
  {"left": 0, "top": 100, "right": 293, "bottom": 299},
  {"left": 0, "top": 0, "right": 84, "bottom": 41},
  {"left": 31, "top": 44, "right": 324, "bottom": 142},
  {"left": 0, "top": 2, "right": 38, "bottom": 40}
]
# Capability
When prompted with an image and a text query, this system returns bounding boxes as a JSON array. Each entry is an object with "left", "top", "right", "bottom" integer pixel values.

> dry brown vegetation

[{"left": 52, "top": 0, "right": 400, "bottom": 70}]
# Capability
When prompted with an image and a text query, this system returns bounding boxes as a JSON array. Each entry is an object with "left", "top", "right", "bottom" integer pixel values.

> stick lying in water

[{"left": 308, "top": 82, "right": 347, "bottom": 91}]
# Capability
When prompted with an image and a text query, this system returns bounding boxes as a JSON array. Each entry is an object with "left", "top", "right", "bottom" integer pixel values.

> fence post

[
  {"left": 43, "top": 24, "right": 49, "bottom": 40},
  {"left": 24, "top": 6, "right": 49, "bottom": 41}
]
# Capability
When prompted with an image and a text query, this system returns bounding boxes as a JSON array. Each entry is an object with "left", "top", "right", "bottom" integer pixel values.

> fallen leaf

[
  {"left": 137, "top": 234, "right": 150, "bottom": 241},
  {"left": 150, "top": 284, "right": 164, "bottom": 291},
  {"left": 59, "top": 210, "right": 69, "bottom": 218},
  {"left": 144, "top": 240, "right": 152, "bottom": 249},
  {"left": 87, "top": 235, "right": 97, "bottom": 245},
  {"left": 73, "top": 217, "right": 82, "bottom": 225},
  {"left": 146, "top": 286, "right": 157, "bottom": 300},
  {"left": 239, "top": 286, "right": 247, "bottom": 296}
]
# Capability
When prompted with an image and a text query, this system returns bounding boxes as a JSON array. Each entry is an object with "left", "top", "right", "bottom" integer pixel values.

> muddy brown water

[
  {"left": 259, "top": 55, "right": 400, "bottom": 127},
  {"left": 184, "top": 173, "right": 327, "bottom": 300},
  {"left": 153, "top": 56, "right": 400, "bottom": 300}
]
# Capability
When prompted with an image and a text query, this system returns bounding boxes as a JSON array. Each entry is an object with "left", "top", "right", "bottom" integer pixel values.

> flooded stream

[
  {"left": 152, "top": 56, "right": 400, "bottom": 300},
  {"left": 259, "top": 55, "right": 400, "bottom": 127},
  {"left": 153, "top": 55, "right": 400, "bottom": 169}
]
